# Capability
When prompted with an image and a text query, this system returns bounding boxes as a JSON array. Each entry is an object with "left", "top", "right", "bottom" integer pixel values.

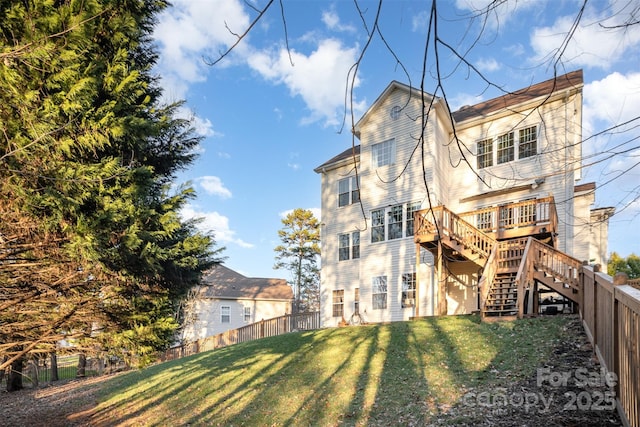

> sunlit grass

[{"left": 91, "top": 314, "right": 571, "bottom": 426}]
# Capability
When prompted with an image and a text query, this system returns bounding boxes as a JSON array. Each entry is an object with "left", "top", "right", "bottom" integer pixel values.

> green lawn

[{"left": 91, "top": 314, "right": 571, "bottom": 426}]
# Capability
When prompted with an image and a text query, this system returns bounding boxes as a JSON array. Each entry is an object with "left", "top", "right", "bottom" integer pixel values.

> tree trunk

[
  {"left": 50, "top": 353, "right": 59, "bottom": 382},
  {"left": 76, "top": 353, "right": 86, "bottom": 378},
  {"left": 7, "top": 356, "right": 24, "bottom": 392}
]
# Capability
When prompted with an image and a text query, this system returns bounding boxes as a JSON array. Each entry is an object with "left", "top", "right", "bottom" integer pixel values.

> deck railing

[
  {"left": 158, "top": 311, "right": 321, "bottom": 362},
  {"left": 415, "top": 206, "right": 495, "bottom": 259},
  {"left": 581, "top": 269, "right": 640, "bottom": 427},
  {"left": 459, "top": 196, "right": 557, "bottom": 238}
]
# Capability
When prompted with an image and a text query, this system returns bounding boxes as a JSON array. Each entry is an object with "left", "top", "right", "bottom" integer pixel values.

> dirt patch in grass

[{"left": 433, "top": 316, "right": 623, "bottom": 426}]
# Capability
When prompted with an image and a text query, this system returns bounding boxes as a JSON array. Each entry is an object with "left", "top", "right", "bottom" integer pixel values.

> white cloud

[
  {"left": 530, "top": 4, "right": 640, "bottom": 70},
  {"left": 582, "top": 72, "right": 640, "bottom": 213},
  {"left": 181, "top": 204, "right": 253, "bottom": 248},
  {"left": 475, "top": 57, "right": 500, "bottom": 72},
  {"left": 198, "top": 176, "right": 233, "bottom": 199},
  {"left": 247, "top": 38, "right": 364, "bottom": 126},
  {"left": 412, "top": 10, "right": 429, "bottom": 33},
  {"left": 448, "top": 93, "right": 484, "bottom": 112},
  {"left": 454, "top": 0, "right": 540, "bottom": 29},
  {"left": 322, "top": 7, "right": 356, "bottom": 33}
]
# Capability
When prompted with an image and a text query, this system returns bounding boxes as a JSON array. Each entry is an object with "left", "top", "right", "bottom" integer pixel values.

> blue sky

[{"left": 152, "top": 0, "right": 640, "bottom": 279}]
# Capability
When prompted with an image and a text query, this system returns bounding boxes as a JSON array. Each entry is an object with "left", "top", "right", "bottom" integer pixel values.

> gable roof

[
  {"left": 198, "top": 264, "right": 293, "bottom": 301},
  {"left": 315, "top": 70, "right": 584, "bottom": 173},
  {"left": 314, "top": 145, "right": 360, "bottom": 173},
  {"left": 452, "top": 70, "right": 583, "bottom": 123}
]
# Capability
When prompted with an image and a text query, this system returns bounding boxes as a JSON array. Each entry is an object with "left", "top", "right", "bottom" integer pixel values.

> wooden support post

[
  {"left": 415, "top": 243, "right": 421, "bottom": 318},
  {"left": 437, "top": 241, "right": 447, "bottom": 316}
]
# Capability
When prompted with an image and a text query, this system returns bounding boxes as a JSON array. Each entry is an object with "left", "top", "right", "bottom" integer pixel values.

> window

[
  {"left": 497, "top": 132, "right": 514, "bottom": 164},
  {"left": 372, "top": 208, "right": 385, "bottom": 243},
  {"left": 402, "top": 273, "right": 416, "bottom": 308},
  {"left": 519, "top": 126, "right": 537, "bottom": 159},
  {"left": 371, "top": 202, "right": 420, "bottom": 242},
  {"left": 372, "top": 276, "right": 387, "bottom": 310},
  {"left": 244, "top": 307, "right": 251, "bottom": 322},
  {"left": 352, "top": 231, "right": 360, "bottom": 259},
  {"left": 388, "top": 205, "right": 403, "bottom": 239},
  {"left": 338, "top": 176, "right": 359, "bottom": 207},
  {"left": 339, "top": 232, "right": 360, "bottom": 261},
  {"left": 372, "top": 139, "right": 395, "bottom": 168},
  {"left": 332, "top": 290, "right": 344, "bottom": 317},
  {"left": 354, "top": 288, "right": 360, "bottom": 314},
  {"left": 338, "top": 234, "right": 350, "bottom": 261},
  {"left": 405, "top": 202, "right": 421, "bottom": 237},
  {"left": 221, "top": 306, "right": 230, "bottom": 323},
  {"left": 477, "top": 139, "right": 493, "bottom": 169}
]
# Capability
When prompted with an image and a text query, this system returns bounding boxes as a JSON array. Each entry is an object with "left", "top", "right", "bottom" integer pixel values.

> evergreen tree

[
  {"left": 274, "top": 209, "right": 320, "bottom": 312},
  {"left": 0, "top": 0, "right": 222, "bottom": 380}
]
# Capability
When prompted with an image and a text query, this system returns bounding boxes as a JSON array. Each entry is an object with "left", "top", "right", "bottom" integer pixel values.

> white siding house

[
  {"left": 315, "top": 70, "right": 613, "bottom": 327},
  {"left": 181, "top": 264, "right": 293, "bottom": 341}
]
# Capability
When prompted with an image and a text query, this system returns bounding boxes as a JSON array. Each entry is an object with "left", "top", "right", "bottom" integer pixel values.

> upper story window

[
  {"left": 338, "top": 176, "right": 359, "bottom": 207},
  {"left": 338, "top": 231, "right": 360, "bottom": 261},
  {"left": 477, "top": 139, "right": 493, "bottom": 169},
  {"left": 518, "top": 126, "right": 537, "bottom": 159},
  {"left": 244, "top": 306, "right": 251, "bottom": 322},
  {"left": 221, "top": 306, "right": 230, "bottom": 323},
  {"left": 371, "top": 202, "right": 420, "bottom": 243},
  {"left": 477, "top": 125, "right": 538, "bottom": 169},
  {"left": 371, "top": 139, "right": 395, "bottom": 168},
  {"left": 405, "top": 202, "right": 421, "bottom": 237},
  {"left": 497, "top": 132, "right": 514, "bottom": 164}
]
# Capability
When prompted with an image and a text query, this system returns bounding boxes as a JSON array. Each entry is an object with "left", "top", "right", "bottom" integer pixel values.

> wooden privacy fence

[
  {"left": 581, "top": 267, "right": 640, "bottom": 427},
  {"left": 159, "top": 311, "right": 321, "bottom": 362}
]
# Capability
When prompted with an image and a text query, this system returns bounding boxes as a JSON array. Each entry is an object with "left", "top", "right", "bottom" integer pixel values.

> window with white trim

[
  {"left": 338, "top": 176, "right": 359, "bottom": 207},
  {"left": 372, "top": 276, "right": 387, "bottom": 309},
  {"left": 477, "top": 139, "right": 493, "bottom": 169},
  {"left": 371, "top": 139, "right": 395, "bottom": 168},
  {"left": 371, "top": 202, "right": 420, "bottom": 242},
  {"left": 497, "top": 131, "right": 514, "bottom": 164},
  {"left": 338, "top": 231, "right": 360, "bottom": 261},
  {"left": 405, "top": 202, "right": 421, "bottom": 237},
  {"left": 332, "top": 290, "right": 344, "bottom": 317},
  {"left": 371, "top": 208, "right": 385, "bottom": 243},
  {"left": 351, "top": 231, "right": 360, "bottom": 259},
  {"left": 402, "top": 273, "right": 416, "bottom": 308},
  {"left": 477, "top": 125, "right": 538, "bottom": 168},
  {"left": 244, "top": 307, "right": 251, "bottom": 322},
  {"left": 518, "top": 126, "right": 537, "bottom": 159},
  {"left": 388, "top": 205, "right": 403, "bottom": 240},
  {"left": 221, "top": 306, "right": 230, "bottom": 323},
  {"left": 338, "top": 233, "right": 350, "bottom": 261}
]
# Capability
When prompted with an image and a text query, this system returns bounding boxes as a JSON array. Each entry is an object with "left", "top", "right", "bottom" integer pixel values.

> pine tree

[
  {"left": 0, "top": 0, "right": 222, "bottom": 380},
  {"left": 274, "top": 209, "right": 320, "bottom": 312}
]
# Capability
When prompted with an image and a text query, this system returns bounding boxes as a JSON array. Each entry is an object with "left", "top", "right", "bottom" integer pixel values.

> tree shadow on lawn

[{"left": 87, "top": 315, "right": 604, "bottom": 426}]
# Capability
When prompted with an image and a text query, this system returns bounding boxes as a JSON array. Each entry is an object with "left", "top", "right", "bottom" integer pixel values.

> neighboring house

[
  {"left": 315, "top": 70, "right": 613, "bottom": 327},
  {"left": 181, "top": 264, "right": 293, "bottom": 341}
]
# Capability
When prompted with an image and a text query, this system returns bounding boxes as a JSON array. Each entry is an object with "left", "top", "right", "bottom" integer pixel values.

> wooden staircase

[
  {"left": 483, "top": 272, "right": 518, "bottom": 318},
  {"left": 415, "top": 202, "right": 583, "bottom": 320}
]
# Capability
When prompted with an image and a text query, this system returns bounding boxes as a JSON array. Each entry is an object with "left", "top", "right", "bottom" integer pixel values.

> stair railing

[
  {"left": 478, "top": 243, "right": 499, "bottom": 315},
  {"left": 514, "top": 237, "right": 536, "bottom": 318},
  {"left": 530, "top": 238, "right": 582, "bottom": 299}
]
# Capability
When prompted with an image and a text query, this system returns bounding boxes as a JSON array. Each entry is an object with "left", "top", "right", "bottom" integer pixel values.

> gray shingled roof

[{"left": 198, "top": 264, "right": 293, "bottom": 301}]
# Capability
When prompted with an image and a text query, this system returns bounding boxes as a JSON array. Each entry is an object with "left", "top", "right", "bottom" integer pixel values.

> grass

[{"left": 90, "top": 314, "right": 572, "bottom": 426}]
